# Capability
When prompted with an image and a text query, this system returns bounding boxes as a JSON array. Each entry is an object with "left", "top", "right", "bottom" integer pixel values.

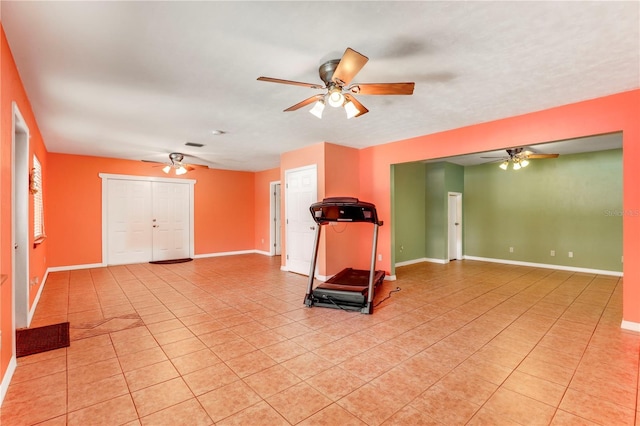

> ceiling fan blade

[
  {"left": 526, "top": 153, "right": 559, "bottom": 159},
  {"left": 344, "top": 94, "right": 369, "bottom": 117},
  {"left": 332, "top": 48, "right": 369, "bottom": 86},
  {"left": 284, "top": 94, "right": 324, "bottom": 112},
  {"left": 257, "top": 76, "right": 324, "bottom": 89},
  {"left": 480, "top": 156, "right": 507, "bottom": 159},
  {"left": 349, "top": 82, "right": 415, "bottom": 95},
  {"left": 184, "top": 163, "right": 209, "bottom": 170}
]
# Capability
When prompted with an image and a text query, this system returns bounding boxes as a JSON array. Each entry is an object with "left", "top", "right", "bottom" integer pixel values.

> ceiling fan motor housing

[
  {"left": 169, "top": 152, "right": 184, "bottom": 164},
  {"left": 319, "top": 59, "right": 340, "bottom": 85}
]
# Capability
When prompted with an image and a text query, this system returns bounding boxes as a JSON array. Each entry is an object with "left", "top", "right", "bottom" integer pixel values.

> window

[{"left": 31, "top": 155, "right": 45, "bottom": 243}]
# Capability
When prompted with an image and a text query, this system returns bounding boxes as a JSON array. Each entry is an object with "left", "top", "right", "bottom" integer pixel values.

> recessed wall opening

[{"left": 391, "top": 132, "right": 623, "bottom": 278}]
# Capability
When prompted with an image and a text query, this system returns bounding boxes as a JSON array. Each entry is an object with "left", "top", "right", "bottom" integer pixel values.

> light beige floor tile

[{"left": 2, "top": 257, "right": 638, "bottom": 426}]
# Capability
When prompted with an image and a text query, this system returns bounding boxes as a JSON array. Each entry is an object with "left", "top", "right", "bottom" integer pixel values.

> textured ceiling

[{"left": 1, "top": 1, "right": 638, "bottom": 171}]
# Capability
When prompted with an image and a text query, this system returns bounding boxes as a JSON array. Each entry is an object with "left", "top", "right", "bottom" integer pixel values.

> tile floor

[{"left": 1, "top": 255, "right": 639, "bottom": 425}]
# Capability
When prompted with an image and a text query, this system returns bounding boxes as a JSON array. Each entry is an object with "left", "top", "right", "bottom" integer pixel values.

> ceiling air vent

[{"left": 185, "top": 142, "right": 204, "bottom": 148}]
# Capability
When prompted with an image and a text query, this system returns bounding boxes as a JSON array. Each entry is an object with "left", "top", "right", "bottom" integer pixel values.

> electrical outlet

[
  {"left": 400, "top": 245, "right": 404, "bottom": 252},
  {"left": 550, "top": 250, "right": 555, "bottom": 257},
  {"left": 261, "top": 238, "right": 264, "bottom": 244},
  {"left": 509, "top": 247, "right": 514, "bottom": 253},
  {"left": 568, "top": 251, "right": 573, "bottom": 258},
  {"left": 378, "top": 254, "right": 382, "bottom": 261}
]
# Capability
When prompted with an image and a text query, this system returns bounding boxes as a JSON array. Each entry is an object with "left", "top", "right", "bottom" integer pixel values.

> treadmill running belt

[
  {"left": 312, "top": 268, "right": 386, "bottom": 308},
  {"left": 325, "top": 268, "right": 376, "bottom": 286}
]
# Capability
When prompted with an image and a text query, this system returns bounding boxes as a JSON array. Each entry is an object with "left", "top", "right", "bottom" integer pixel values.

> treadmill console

[{"left": 309, "top": 197, "right": 383, "bottom": 226}]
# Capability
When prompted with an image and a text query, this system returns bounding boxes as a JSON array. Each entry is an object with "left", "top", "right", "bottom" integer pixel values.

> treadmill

[{"left": 304, "top": 197, "right": 385, "bottom": 314}]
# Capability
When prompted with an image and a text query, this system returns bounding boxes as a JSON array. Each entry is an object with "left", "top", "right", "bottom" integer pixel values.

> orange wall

[
  {"left": 254, "top": 167, "right": 280, "bottom": 253},
  {"left": 46, "top": 153, "right": 258, "bottom": 266},
  {"left": 193, "top": 167, "right": 255, "bottom": 254},
  {"left": 0, "top": 25, "right": 49, "bottom": 381},
  {"left": 358, "top": 90, "right": 640, "bottom": 323},
  {"left": 323, "top": 143, "right": 372, "bottom": 274}
]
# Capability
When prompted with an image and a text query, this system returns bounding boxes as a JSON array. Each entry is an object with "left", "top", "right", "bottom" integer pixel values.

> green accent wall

[
  {"left": 393, "top": 148, "right": 622, "bottom": 273},
  {"left": 393, "top": 161, "right": 464, "bottom": 262},
  {"left": 424, "top": 163, "right": 445, "bottom": 259},
  {"left": 424, "top": 162, "right": 464, "bottom": 259},
  {"left": 464, "top": 149, "right": 622, "bottom": 271},
  {"left": 392, "top": 162, "right": 426, "bottom": 263}
]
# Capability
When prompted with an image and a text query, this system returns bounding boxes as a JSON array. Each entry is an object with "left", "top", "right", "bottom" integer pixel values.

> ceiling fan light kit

[
  {"left": 344, "top": 100, "right": 359, "bottom": 119},
  {"left": 158, "top": 152, "right": 193, "bottom": 175},
  {"left": 309, "top": 99, "right": 325, "bottom": 118},
  {"left": 493, "top": 147, "right": 557, "bottom": 170},
  {"left": 327, "top": 86, "right": 345, "bottom": 107},
  {"left": 258, "top": 47, "right": 415, "bottom": 119}
]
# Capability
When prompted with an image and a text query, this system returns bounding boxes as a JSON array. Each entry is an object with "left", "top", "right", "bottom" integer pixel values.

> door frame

[
  {"left": 99, "top": 173, "right": 196, "bottom": 265},
  {"left": 270, "top": 181, "right": 281, "bottom": 256},
  {"left": 447, "top": 192, "right": 463, "bottom": 261},
  {"left": 11, "top": 102, "right": 30, "bottom": 330}
]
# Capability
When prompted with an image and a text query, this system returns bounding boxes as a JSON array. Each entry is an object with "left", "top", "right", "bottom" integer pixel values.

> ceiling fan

[
  {"left": 143, "top": 152, "right": 208, "bottom": 175},
  {"left": 257, "top": 47, "right": 415, "bottom": 119},
  {"left": 482, "top": 147, "right": 559, "bottom": 170}
]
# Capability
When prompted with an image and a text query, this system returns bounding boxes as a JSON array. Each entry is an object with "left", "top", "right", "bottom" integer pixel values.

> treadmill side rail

[{"left": 304, "top": 222, "right": 323, "bottom": 306}]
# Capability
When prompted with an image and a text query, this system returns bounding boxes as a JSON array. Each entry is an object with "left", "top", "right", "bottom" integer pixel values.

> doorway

[
  {"left": 12, "top": 103, "right": 30, "bottom": 329},
  {"left": 284, "top": 165, "right": 317, "bottom": 275},
  {"left": 101, "top": 174, "right": 195, "bottom": 265},
  {"left": 448, "top": 192, "right": 463, "bottom": 261},
  {"left": 270, "top": 182, "right": 282, "bottom": 256}
]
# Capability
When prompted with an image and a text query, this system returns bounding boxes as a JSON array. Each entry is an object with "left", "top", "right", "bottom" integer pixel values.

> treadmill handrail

[{"left": 309, "top": 198, "right": 383, "bottom": 226}]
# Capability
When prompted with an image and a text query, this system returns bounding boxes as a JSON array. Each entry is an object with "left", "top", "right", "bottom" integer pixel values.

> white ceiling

[{"left": 1, "top": 1, "right": 638, "bottom": 171}]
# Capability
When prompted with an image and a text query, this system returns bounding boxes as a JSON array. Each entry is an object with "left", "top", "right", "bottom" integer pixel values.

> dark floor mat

[
  {"left": 16, "top": 322, "right": 70, "bottom": 357},
  {"left": 149, "top": 258, "right": 193, "bottom": 265}
]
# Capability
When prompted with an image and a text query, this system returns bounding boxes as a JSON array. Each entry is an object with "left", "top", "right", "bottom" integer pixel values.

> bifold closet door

[
  {"left": 106, "top": 179, "right": 190, "bottom": 264},
  {"left": 151, "top": 181, "right": 189, "bottom": 261},
  {"left": 107, "top": 179, "right": 153, "bottom": 265}
]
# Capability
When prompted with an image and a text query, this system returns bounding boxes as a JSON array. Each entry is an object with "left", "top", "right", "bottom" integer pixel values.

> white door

[
  {"left": 448, "top": 193, "right": 463, "bottom": 261},
  {"left": 12, "top": 104, "right": 30, "bottom": 328},
  {"left": 106, "top": 178, "right": 191, "bottom": 265},
  {"left": 151, "top": 181, "right": 190, "bottom": 261},
  {"left": 107, "top": 180, "right": 153, "bottom": 265},
  {"left": 285, "top": 165, "right": 317, "bottom": 275}
]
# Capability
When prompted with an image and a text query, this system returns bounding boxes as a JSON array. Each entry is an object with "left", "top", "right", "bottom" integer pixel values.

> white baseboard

[
  {"left": 47, "top": 262, "right": 104, "bottom": 272},
  {"left": 395, "top": 257, "right": 448, "bottom": 267},
  {"left": 0, "top": 356, "right": 17, "bottom": 407},
  {"left": 464, "top": 256, "right": 623, "bottom": 277},
  {"left": 621, "top": 320, "right": 640, "bottom": 332},
  {"left": 48, "top": 251, "right": 271, "bottom": 271},
  {"left": 253, "top": 250, "right": 272, "bottom": 256},
  {"left": 194, "top": 249, "right": 258, "bottom": 259},
  {"left": 27, "top": 269, "right": 49, "bottom": 327},
  {"left": 385, "top": 275, "right": 397, "bottom": 281}
]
